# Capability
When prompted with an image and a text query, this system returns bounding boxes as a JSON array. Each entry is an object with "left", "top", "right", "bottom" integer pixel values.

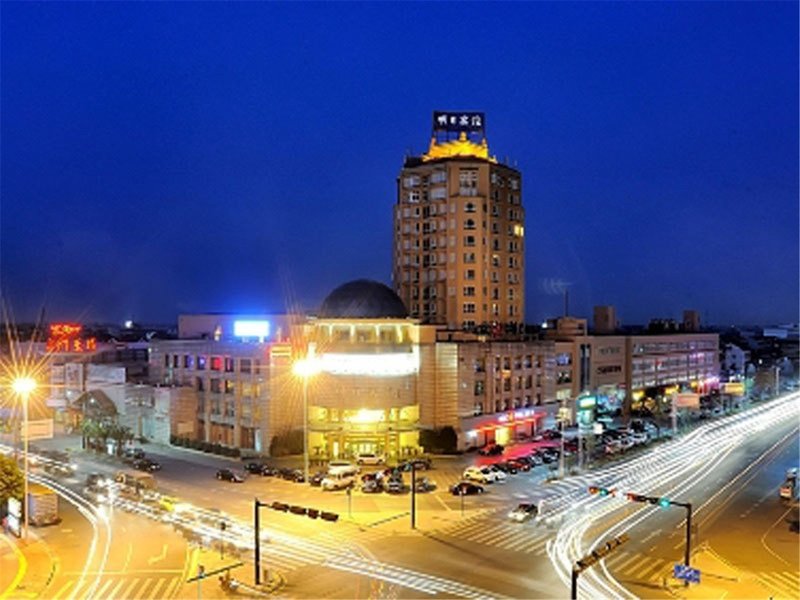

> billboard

[
  {"left": 233, "top": 320, "right": 270, "bottom": 340},
  {"left": 673, "top": 393, "right": 700, "bottom": 409},
  {"left": 723, "top": 382, "right": 745, "bottom": 396},
  {"left": 433, "top": 111, "right": 485, "bottom": 133}
]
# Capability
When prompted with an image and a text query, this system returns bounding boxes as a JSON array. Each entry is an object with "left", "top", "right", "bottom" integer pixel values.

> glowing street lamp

[
  {"left": 293, "top": 351, "right": 321, "bottom": 484},
  {"left": 12, "top": 376, "right": 37, "bottom": 539}
]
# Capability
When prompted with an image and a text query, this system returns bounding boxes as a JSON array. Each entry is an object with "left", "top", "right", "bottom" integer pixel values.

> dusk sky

[{"left": 1, "top": 2, "right": 797, "bottom": 327}]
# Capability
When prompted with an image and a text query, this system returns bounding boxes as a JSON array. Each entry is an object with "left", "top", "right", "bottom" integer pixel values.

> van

[
  {"left": 327, "top": 461, "right": 359, "bottom": 476},
  {"left": 321, "top": 472, "right": 356, "bottom": 491}
]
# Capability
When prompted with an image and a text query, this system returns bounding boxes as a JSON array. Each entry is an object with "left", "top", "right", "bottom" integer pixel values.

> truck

[{"left": 27, "top": 483, "right": 60, "bottom": 526}]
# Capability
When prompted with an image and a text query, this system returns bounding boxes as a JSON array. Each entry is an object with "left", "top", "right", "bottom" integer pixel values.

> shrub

[
  {"left": 419, "top": 426, "right": 458, "bottom": 454},
  {"left": 269, "top": 430, "right": 304, "bottom": 457}
]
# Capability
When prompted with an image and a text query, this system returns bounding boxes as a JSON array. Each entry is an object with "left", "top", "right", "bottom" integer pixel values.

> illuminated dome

[{"left": 319, "top": 280, "right": 408, "bottom": 319}]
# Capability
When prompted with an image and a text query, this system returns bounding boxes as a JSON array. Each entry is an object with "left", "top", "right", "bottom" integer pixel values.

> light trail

[{"left": 545, "top": 392, "right": 800, "bottom": 599}]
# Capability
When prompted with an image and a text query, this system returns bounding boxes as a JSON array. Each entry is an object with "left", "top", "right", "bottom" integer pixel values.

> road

[{"left": 10, "top": 391, "right": 798, "bottom": 599}]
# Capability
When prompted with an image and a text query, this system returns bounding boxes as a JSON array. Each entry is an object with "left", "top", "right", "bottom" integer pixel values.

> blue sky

[{"left": 1, "top": 2, "right": 797, "bottom": 326}]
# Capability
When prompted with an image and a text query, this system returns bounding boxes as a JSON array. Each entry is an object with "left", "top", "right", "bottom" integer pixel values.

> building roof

[{"left": 319, "top": 279, "right": 408, "bottom": 319}]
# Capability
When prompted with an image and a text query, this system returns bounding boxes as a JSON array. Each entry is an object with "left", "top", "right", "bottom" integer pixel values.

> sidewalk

[
  {"left": 0, "top": 530, "right": 57, "bottom": 600},
  {"left": 664, "top": 547, "right": 774, "bottom": 600}
]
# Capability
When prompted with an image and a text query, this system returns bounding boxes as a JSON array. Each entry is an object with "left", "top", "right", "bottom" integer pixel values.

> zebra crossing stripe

[
  {"left": 106, "top": 579, "right": 127, "bottom": 599},
  {"left": 145, "top": 578, "right": 169, "bottom": 600},
  {"left": 162, "top": 576, "right": 183, "bottom": 599},
  {"left": 134, "top": 578, "right": 156, "bottom": 598},
  {"left": 521, "top": 537, "right": 549, "bottom": 554},
  {"left": 609, "top": 552, "right": 644, "bottom": 573},
  {"left": 118, "top": 577, "right": 140, "bottom": 599},
  {"left": 758, "top": 572, "right": 800, "bottom": 598},
  {"left": 51, "top": 580, "right": 73, "bottom": 600},
  {"left": 503, "top": 533, "right": 538, "bottom": 551},
  {"left": 772, "top": 571, "right": 800, "bottom": 588},
  {"left": 636, "top": 559, "right": 667, "bottom": 580},
  {"left": 91, "top": 579, "right": 114, "bottom": 599}
]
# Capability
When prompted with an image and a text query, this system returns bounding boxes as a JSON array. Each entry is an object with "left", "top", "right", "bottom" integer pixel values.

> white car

[
  {"left": 355, "top": 453, "right": 385, "bottom": 466},
  {"left": 321, "top": 473, "right": 356, "bottom": 491},
  {"left": 488, "top": 466, "right": 508, "bottom": 483},
  {"left": 463, "top": 466, "right": 495, "bottom": 484},
  {"left": 327, "top": 461, "right": 359, "bottom": 476},
  {"left": 508, "top": 503, "right": 538, "bottom": 522}
]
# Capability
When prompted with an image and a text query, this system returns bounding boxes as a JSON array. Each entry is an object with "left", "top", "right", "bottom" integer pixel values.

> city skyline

[{"left": 1, "top": 2, "right": 797, "bottom": 326}]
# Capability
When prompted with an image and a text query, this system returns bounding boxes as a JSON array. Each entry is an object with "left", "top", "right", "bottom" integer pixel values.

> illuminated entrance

[{"left": 308, "top": 406, "right": 420, "bottom": 460}]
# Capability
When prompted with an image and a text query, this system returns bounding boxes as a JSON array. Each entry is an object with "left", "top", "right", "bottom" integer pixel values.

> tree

[
  {"left": 107, "top": 423, "right": 134, "bottom": 455},
  {"left": 0, "top": 454, "right": 24, "bottom": 510}
]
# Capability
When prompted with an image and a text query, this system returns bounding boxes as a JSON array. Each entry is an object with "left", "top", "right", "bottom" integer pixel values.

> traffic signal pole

[
  {"left": 570, "top": 567, "right": 578, "bottom": 600},
  {"left": 254, "top": 498, "right": 263, "bottom": 585},
  {"left": 411, "top": 462, "right": 417, "bottom": 529}
]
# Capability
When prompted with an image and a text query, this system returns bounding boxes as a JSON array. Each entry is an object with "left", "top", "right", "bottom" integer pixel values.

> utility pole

[
  {"left": 411, "top": 462, "right": 417, "bottom": 529},
  {"left": 254, "top": 498, "right": 263, "bottom": 585}
]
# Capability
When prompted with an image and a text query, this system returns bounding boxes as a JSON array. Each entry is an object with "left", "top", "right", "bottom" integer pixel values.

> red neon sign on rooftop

[{"left": 46, "top": 323, "right": 97, "bottom": 353}]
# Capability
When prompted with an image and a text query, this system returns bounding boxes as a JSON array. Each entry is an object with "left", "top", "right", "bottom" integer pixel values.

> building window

[
  {"left": 184, "top": 355, "right": 193, "bottom": 369},
  {"left": 463, "top": 252, "right": 476, "bottom": 263},
  {"left": 431, "top": 171, "right": 446, "bottom": 184},
  {"left": 431, "top": 187, "right": 447, "bottom": 199},
  {"left": 210, "top": 379, "right": 222, "bottom": 393},
  {"left": 474, "top": 359, "right": 485, "bottom": 373},
  {"left": 240, "top": 359, "right": 251, "bottom": 373},
  {"left": 225, "top": 380, "right": 235, "bottom": 394},
  {"left": 197, "top": 356, "right": 206, "bottom": 370},
  {"left": 459, "top": 169, "right": 478, "bottom": 196},
  {"left": 474, "top": 381, "right": 485, "bottom": 396},
  {"left": 224, "top": 357, "right": 235, "bottom": 373},
  {"left": 463, "top": 286, "right": 476, "bottom": 297},
  {"left": 406, "top": 190, "right": 420, "bottom": 203},
  {"left": 404, "top": 175, "right": 420, "bottom": 187},
  {"left": 210, "top": 356, "right": 222, "bottom": 371},
  {"left": 163, "top": 355, "right": 170, "bottom": 368},
  {"left": 464, "top": 218, "right": 476, "bottom": 230},
  {"left": 463, "top": 303, "right": 476, "bottom": 314},
  {"left": 466, "top": 269, "right": 475, "bottom": 280},
  {"left": 196, "top": 377, "right": 204, "bottom": 392},
  {"left": 464, "top": 235, "right": 476, "bottom": 247},
  {"left": 465, "top": 202, "right": 476, "bottom": 213}
]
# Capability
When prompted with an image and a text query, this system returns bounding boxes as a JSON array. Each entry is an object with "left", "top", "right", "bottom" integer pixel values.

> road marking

[
  {"left": 434, "top": 494, "right": 453, "bottom": 512},
  {"left": 147, "top": 544, "right": 168, "bottom": 566},
  {"left": 0, "top": 533, "right": 27, "bottom": 600},
  {"left": 50, "top": 580, "right": 73, "bottom": 600},
  {"left": 106, "top": 579, "right": 126, "bottom": 599},
  {"left": 145, "top": 577, "right": 169, "bottom": 600},
  {"left": 118, "top": 578, "right": 140, "bottom": 599},
  {"left": 759, "top": 504, "right": 798, "bottom": 568},
  {"left": 122, "top": 543, "right": 133, "bottom": 572},
  {"left": 92, "top": 578, "right": 114, "bottom": 599}
]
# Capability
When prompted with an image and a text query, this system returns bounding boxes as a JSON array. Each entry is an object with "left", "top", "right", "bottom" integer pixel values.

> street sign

[
  {"left": 673, "top": 564, "right": 700, "bottom": 583},
  {"left": 21, "top": 419, "right": 54, "bottom": 441}
]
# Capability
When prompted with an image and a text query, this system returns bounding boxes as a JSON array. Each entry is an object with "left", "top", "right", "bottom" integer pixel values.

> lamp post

[
  {"left": 293, "top": 349, "right": 320, "bottom": 484},
  {"left": 13, "top": 377, "right": 36, "bottom": 540}
]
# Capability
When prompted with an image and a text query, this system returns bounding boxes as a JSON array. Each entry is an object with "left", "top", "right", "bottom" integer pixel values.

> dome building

[{"left": 301, "top": 280, "right": 435, "bottom": 461}]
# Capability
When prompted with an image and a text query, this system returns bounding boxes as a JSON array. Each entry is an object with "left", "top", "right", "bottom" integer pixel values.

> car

[
  {"left": 327, "top": 461, "right": 359, "bottom": 476},
  {"left": 540, "top": 448, "right": 560, "bottom": 463},
  {"left": 85, "top": 472, "right": 109, "bottom": 489},
  {"left": 216, "top": 469, "right": 244, "bottom": 483},
  {"left": 309, "top": 471, "right": 327, "bottom": 487},
  {"left": 124, "top": 447, "right": 145, "bottom": 459},
  {"left": 507, "top": 458, "right": 531, "bottom": 472},
  {"left": 321, "top": 472, "right": 356, "bottom": 491},
  {"left": 539, "top": 429, "right": 562, "bottom": 441},
  {"left": 356, "top": 453, "right": 386, "bottom": 466},
  {"left": 280, "top": 468, "right": 305, "bottom": 483},
  {"left": 463, "top": 466, "right": 492, "bottom": 484},
  {"left": 478, "top": 444, "right": 504, "bottom": 456},
  {"left": 44, "top": 462, "right": 74, "bottom": 476},
  {"left": 385, "top": 477, "right": 408, "bottom": 494},
  {"left": 133, "top": 458, "right": 162, "bottom": 472},
  {"left": 397, "top": 457, "right": 433, "bottom": 471},
  {"left": 508, "top": 502, "right": 538, "bottom": 522},
  {"left": 244, "top": 462, "right": 265, "bottom": 474},
  {"left": 450, "top": 481, "right": 485, "bottom": 496},
  {"left": 361, "top": 479, "right": 383, "bottom": 493},
  {"left": 604, "top": 440, "right": 622, "bottom": 455},
  {"left": 627, "top": 431, "right": 648, "bottom": 445},
  {"left": 493, "top": 461, "right": 518, "bottom": 475},
  {"left": 525, "top": 451, "right": 544, "bottom": 466},
  {"left": 414, "top": 477, "right": 437, "bottom": 493},
  {"left": 488, "top": 466, "right": 508, "bottom": 483}
]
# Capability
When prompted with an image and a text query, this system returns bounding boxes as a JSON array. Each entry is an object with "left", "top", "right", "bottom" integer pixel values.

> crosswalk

[
  {"left": 435, "top": 516, "right": 552, "bottom": 555},
  {"left": 604, "top": 551, "right": 672, "bottom": 583},
  {"left": 49, "top": 574, "right": 182, "bottom": 600},
  {"left": 755, "top": 570, "right": 800, "bottom": 600}
]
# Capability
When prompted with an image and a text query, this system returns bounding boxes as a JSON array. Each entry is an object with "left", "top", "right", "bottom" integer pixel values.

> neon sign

[
  {"left": 497, "top": 408, "right": 537, "bottom": 423},
  {"left": 46, "top": 323, "right": 97, "bottom": 353}
]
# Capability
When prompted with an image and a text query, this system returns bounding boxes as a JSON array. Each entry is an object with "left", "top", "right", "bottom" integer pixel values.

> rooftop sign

[{"left": 432, "top": 111, "right": 485, "bottom": 133}]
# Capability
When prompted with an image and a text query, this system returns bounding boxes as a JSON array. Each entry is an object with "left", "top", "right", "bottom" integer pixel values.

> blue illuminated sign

[{"left": 233, "top": 320, "right": 270, "bottom": 339}]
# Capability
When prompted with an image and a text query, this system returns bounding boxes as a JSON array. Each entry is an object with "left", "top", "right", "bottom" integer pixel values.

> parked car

[
  {"left": 488, "top": 466, "right": 508, "bottom": 483},
  {"left": 124, "top": 447, "right": 145, "bottom": 461},
  {"left": 507, "top": 458, "right": 531, "bottom": 472},
  {"left": 361, "top": 479, "right": 383, "bottom": 494},
  {"left": 321, "top": 472, "right": 356, "bottom": 491},
  {"left": 356, "top": 453, "right": 386, "bottom": 466},
  {"left": 280, "top": 468, "right": 305, "bottom": 483},
  {"left": 385, "top": 477, "right": 407, "bottom": 494},
  {"left": 397, "top": 457, "right": 433, "bottom": 471},
  {"left": 463, "top": 466, "right": 493, "bottom": 484},
  {"left": 540, "top": 448, "right": 560, "bottom": 463},
  {"left": 414, "top": 477, "right": 437, "bottom": 493},
  {"left": 493, "top": 461, "right": 518, "bottom": 475},
  {"left": 244, "top": 462, "right": 265, "bottom": 474},
  {"left": 327, "top": 461, "right": 359, "bottom": 476},
  {"left": 259, "top": 464, "right": 279, "bottom": 477},
  {"left": 508, "top": 502, "right": 538, "bottom": 522},
  {"left": 450, "top": 481, "right": 485, "bottom": 496},
  {"left": 216, "top": 469, "right": 244, "bottom": 483},
  {"left": 538, "top": 429, "right": 561, "bottom": 441},
  {"left": 525, "top": 451, "right": 544, "bottom": 466},
  {"left": 309, "top": 471, "right": 327, "bottom": 487},
  {"left": 478, "top": 444, "right": 504, "bottom": 456},
  {"left": 361, "top": 471, "right": 384, "bottom": 483}
]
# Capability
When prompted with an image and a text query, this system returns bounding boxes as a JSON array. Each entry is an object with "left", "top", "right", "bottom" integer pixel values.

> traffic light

[
  {"left": 658, "top": 497, "right": 671, "bottom": 509},
  {"left": 626, "top": 492, "right": 647, "bottom": 502},
  {"left": 588, "top": 486, "right": 599, "bottom": 495},
  {"left": 588, "top": 486, "right": 615, "bottom": 496}
]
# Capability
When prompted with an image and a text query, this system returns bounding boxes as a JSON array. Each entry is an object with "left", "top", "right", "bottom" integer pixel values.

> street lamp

[
  {"left": 292, "top": 352, "right": 321, "bottom": 484},
  {"left": 12, "top": 376, "right": 36, "bottom": 540}
]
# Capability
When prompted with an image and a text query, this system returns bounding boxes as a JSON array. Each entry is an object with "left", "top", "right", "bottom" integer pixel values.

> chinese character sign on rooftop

[
  {"left": 46, "top": 323, "right": 97, "bottom": 353},
  {"left": 432, "top": 111, "right": 485, "bottom": 133}
]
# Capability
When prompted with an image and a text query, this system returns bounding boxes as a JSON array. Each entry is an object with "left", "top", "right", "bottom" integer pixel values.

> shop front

[{"left": 461, "top": 407, "right": 549, "bottom": 450}]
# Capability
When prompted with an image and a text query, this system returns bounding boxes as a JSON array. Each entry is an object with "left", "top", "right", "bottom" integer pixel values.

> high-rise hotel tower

[{"left": 393, "top": 112, "right": 525, "bottom": 331}]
